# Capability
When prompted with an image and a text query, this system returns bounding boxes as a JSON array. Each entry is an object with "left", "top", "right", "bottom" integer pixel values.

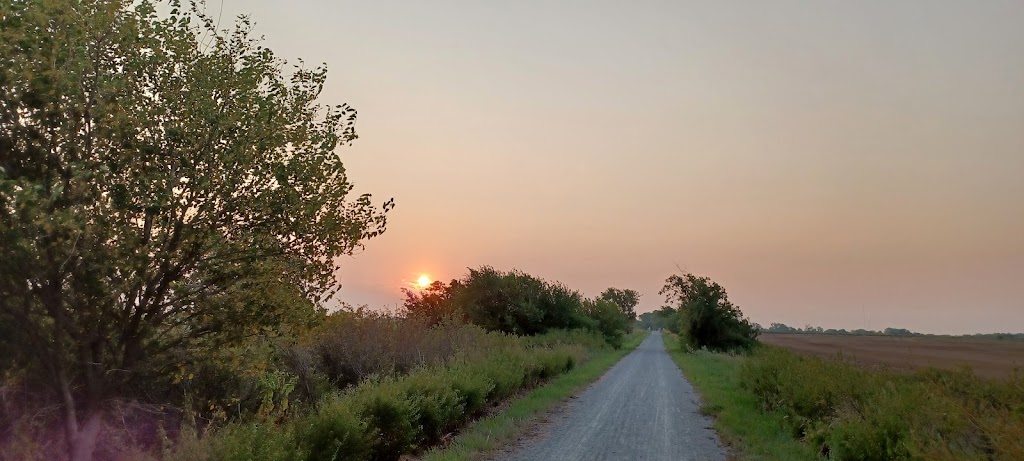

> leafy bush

[
  {"left": 598, "top": 288, "right": 640, "bottom": 327},
  {"left": 347, "top": 382, "right": 420, "bottom": 461},
  {"left": 299, "top": 398, "right": 372, "bottom": 461},
  {"left": 582, "top": 299, "right": 630, "bottom": 348},
  {"left": 398, "top": 372, "right": 464, "bottom": 444},
  {"left": 661, "top": 273, "right": 758, "bottom": 352},
  {"left": 168, "top": 423, "right": 301, "bottom": 461}
]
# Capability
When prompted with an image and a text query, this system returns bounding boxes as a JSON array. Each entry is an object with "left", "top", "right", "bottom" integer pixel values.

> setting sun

[{"left": 416, "top": 275, "right": 432, "bottom": 288}]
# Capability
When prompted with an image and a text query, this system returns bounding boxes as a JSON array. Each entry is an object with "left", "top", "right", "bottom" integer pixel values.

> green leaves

[
  {"left": 661, "top": 272, "right": 758, "bottom": 352},
  {"left": 0, "top": 2, "right": 392, "bottom": 458},
  {"left": 598, "top": 287, "right": 640, "bottom": 322}
]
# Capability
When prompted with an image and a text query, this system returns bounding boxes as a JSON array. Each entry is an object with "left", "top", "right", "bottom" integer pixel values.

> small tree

[
  {"left": 0, "top": 1, "right": 391, "bottom": 459},
  {"left": 598, "top": 287, "right": 640, "bottom": 322},
  {"left": 402, "top": 280, "right": 462, "bottom": 325},
  {"left": 660, "top": 273, "right": 757, "bottom": 352},
  {"left": 582, "top": 298, "right": 629, "bottom": 348}
]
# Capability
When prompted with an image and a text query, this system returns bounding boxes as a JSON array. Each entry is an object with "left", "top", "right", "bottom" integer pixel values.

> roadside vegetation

[
  {"left": 663, "top": 334, "right": 817, "bottom": 461},
  {"left": 421, "top": 331, "right": 647, "bottom": 461},
  {"left": 740, "top": 346, "right": 1024, "bottom": 460},
  {"left": 0, "top": 2, "right": 639, "bottom": 460},
  {"left": 658, "top": 273, "right": 1023, "bottom": 460},
  {"left": 2, "top": 271, "right": 637, "bottom": 461},
  {"left": 669, "top": 336, "right": 1024, "bottom": 461}
]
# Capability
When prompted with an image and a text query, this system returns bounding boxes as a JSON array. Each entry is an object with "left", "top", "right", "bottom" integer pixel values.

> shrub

[
  {"left": 446, "top": 364, "right": 494, "bottom": 416},
  {"left": 582, "top": 299, "right": 630, "bottom": 348},
  {"left": 397, "top": 371, "right": 465, "bottom": 444},
  {"left": 527, "top": 328, "right": 608, "bottom": 351},
  {"left": 157, "top": 423, "right": 300, "bottom": 461},
  {"left": 298, "top": 398, "right": 372, "bottom": 461},
  {"left": 347, "top": 382, "right": 420, "bottom": 461}
]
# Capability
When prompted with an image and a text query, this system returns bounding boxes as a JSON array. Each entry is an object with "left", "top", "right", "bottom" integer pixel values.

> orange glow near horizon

[{"left": 300, "top": 1, "right": 1024, "bottom": 335}]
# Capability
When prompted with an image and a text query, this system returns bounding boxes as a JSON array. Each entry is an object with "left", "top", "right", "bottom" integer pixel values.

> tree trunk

[{"left": 67, "top": 411, "right": 102, "bottom": 461}]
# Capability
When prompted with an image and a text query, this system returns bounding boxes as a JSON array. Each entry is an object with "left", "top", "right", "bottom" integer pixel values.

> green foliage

[
  {"left": 526, "top": 328, "right": 609, "bottom": 351},
  {"left": 421, "top": 331, "right": 647, "bottom": 461},
  {"left": 399, "top": 372, "right": 464, "bottom": 445},
  {"left": 165, "top": 423, "right": 301, "bottom": 461},
  {"left": 402, "top": 280, "right": 463, "bottom": 325},
  {"left": 0, "top": 1, "right": 391, "bottom": 459},
  {"left": 299, "top": 398, "right": 372, "bottom": 461},
  {"left": 154, "top": 327, "right": 590, "bottom": 461},
  {"left": 598, "top": 288, "right": 641, "bottom": 323},
  {"left": 582, "top": 299, "right": 630, "bottom": 348},
  {"left": 348, "top": 382, "right": 419, "bottom": 461},
  {"left": 638, "top": 306, "right": 680, "bottom": 333},
  {"left": 739, "top": 346, "right": 1024, "bottom": 460},
  {"left": 660, "top": 273, "right": 757, "bottom": 352},
  {"left": 453, "top": 267, "right": 581, "bottom": 335},
  {"left": 660, "top": 333, "right": 817, "bottom": 461},
  {"left": 446, "top": 365, "right": 493, "bottom": 417},
  {"left": 401, "top": 267, "right": 632, "bottom": 345}
]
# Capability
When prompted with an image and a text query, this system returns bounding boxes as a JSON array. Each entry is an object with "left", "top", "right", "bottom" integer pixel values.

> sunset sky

[{"left": 216, "top": 1, "right": 1023, "bottom": 334}]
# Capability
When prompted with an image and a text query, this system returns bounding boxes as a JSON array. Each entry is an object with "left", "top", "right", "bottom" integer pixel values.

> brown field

[{"left": 759, "top": 333, "right": 1024, "bottom": 379}]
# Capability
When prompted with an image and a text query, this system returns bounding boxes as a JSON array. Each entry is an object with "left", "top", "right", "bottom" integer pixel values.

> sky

[{"left": 212, "top": 1, "right": 1023, "bottom": 334}]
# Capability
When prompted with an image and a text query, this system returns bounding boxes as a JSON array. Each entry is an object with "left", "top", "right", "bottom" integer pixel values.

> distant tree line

[
  {"left": 762, "top": 323, "right": 923, "bottom": 336},
  {"left": 763, "top": 323, "right": 1024, "bottom": 340}
]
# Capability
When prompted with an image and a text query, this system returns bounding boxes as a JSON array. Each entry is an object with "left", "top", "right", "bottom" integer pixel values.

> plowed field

[{"left": 760, "top": 333, "right": 1024, "bottom": 379}]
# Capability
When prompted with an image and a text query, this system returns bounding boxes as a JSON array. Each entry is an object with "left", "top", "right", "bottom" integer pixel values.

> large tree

[
  {"left": 0, "top": 1, "right": 391, "bottom": 459},
  {"left": 660, "top": 273, "right": 757, "bottom": 352}
]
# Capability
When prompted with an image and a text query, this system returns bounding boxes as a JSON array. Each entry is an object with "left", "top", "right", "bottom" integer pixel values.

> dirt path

[{"left": 491, "top": 331, "right": 726, "bottom": 461}]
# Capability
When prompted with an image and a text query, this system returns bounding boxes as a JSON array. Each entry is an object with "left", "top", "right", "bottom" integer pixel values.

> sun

[{"left": 416, "top": 274, "right": 432, "bottom": 288}]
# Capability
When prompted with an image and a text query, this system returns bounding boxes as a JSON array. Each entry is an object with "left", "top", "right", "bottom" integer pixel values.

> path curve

[{"left": 492, "top": 331, "right": 726, "bottom": 461}]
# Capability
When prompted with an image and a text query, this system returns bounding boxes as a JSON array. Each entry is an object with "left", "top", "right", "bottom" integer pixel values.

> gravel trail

[{"left": 492, "top": 331, "right": 726, "bottom": 461}]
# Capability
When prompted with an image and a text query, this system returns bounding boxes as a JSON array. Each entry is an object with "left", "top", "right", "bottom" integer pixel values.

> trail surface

[{"left": 492, "top": 331, "right": 726, "bottom": 461}]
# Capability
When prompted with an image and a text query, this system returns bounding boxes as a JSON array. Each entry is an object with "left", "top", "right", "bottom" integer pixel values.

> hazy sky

[{"left": 214, "top": 1, "right": 1023, "bottom": 334}]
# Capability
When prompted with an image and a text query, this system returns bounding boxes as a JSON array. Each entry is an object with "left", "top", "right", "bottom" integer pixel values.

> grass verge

[
  {"left": 661, "top": 332, "right": 816, "bottom": 461},
  {"left": 421, "top": 331, "right": 648, "bottom": 461}
]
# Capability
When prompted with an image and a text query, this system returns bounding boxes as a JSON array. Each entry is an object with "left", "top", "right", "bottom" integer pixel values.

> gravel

[{"left": 492, "top": 331, "right": 727, "bottom": 461}]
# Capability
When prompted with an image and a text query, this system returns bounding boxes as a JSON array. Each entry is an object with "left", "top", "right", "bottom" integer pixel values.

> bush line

[{"left": 152, "top": 333, "right": 597, "bottom": 461}]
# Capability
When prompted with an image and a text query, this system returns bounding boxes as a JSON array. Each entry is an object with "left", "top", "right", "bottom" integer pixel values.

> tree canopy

[
  {"left": 401, "top": 266, "right": 634, "bottom": 345},
  {"left": 660, "top": 273, "right": 757, "bottom": 352},
  {"left": 598, "top": 287, "right": 640, "bottom": 322},
  {"left": 0, "top": 1, "right": 391, "bottom": 459}
]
